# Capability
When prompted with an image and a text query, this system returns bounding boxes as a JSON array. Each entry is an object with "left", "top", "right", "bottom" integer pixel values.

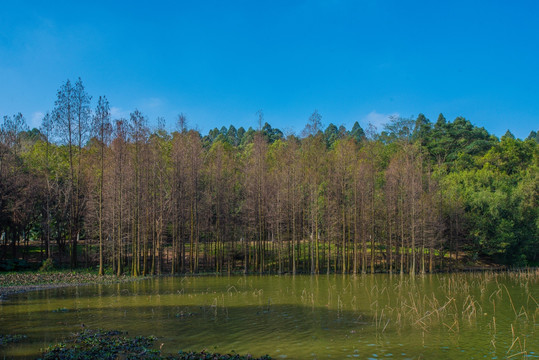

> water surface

[{"left": 1, "top": 272, "right": 537, "bottom": 359}]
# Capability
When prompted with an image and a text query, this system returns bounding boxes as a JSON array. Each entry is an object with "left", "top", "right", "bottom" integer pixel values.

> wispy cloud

[
  {"left": 143, "top": 97, "right": 164, "bottom": 109},
  {"left": 110, "top": 106, "right": 130, "bottom": 119},
  {"left": 362, "top": 110, "right": 399, "bottom": 131},
  {"left": 30, "top": 111, "right": 44, "bottom": 128}
]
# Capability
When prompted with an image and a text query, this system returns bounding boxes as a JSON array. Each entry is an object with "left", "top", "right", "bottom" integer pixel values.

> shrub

[{"left": 39, "top": 258, "right": 55, "bottom": 272}]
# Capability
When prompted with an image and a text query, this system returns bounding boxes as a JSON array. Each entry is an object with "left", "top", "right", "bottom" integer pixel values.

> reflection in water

[{"left": 1, "top": 272, "right": 538, "bottom": 359}]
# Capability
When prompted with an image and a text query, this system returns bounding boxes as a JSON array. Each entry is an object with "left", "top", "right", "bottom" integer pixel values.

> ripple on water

[{"left": 1, "top": 273, "right": 538, "bottom": 359}]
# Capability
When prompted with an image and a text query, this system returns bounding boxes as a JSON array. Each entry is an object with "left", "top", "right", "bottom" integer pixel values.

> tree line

[{"left": 1, "top": 78, "right": 537, "bottom": 275}]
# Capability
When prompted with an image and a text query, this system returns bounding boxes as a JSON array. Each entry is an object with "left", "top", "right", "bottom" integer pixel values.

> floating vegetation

[
  {"left": 175, "top": 311, "right": 197, "bottom": 318},
  {"left": 40, "top": 329, "right": 271, "bottom": 360},
  {"left": 40, "top": 329, "right": 158, "bottom": 360},
  {"left": 0, "top": 334, "right": 27, "bottom": 346},
  {"left": 52, "top": 307, "right": 70, "bottom": 313}
]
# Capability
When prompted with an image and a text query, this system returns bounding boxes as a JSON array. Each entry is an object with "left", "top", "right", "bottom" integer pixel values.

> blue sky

[{"left": 1, "top": 1, "right": 538, "bottom": 139}]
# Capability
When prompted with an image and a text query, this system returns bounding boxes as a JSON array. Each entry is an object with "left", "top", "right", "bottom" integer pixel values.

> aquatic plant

[
  {"left": 40, "top": 329, "right": 271, "bottom": 360},
  {"left": 40, "top": 329, "right": 159, "bottom": 360},
  {"left": 0, "top": 334, "right": 27, "bottom": 346}
]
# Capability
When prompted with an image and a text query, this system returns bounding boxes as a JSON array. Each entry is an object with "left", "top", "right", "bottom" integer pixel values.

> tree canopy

[{"left": 1, "top": 80, "right": 537, "bottom": 274}]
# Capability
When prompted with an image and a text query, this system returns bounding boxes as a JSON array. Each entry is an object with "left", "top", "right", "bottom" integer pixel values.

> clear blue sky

[{"left": 1, "top": 1, "right": 538, "bottom": 139}]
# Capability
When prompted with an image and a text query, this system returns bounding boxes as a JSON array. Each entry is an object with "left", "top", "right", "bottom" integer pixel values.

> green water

[{"left": 1, "top": 272, "right": 538, "bottom": 359}]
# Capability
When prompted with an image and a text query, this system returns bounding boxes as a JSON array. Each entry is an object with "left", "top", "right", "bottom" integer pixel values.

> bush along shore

[
  {"left": 0, "top": 271, "right": 149, "bottom": 300},
  {"left": 40, "top": 329, "right": 271, "bottom": 360}
]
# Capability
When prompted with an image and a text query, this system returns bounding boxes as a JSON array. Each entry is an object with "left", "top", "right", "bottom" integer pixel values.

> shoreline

[
  {"left": 0, "top": 283, "right": 85, "bottom": 300},
  {"left": 0, "top": 272, "right": 149, "bottom": 301},
  {"left": 1, "top": 267, "right": 530, "bottom": 301}
]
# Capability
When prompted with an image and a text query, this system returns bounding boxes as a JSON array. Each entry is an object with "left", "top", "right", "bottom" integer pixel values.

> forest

[{"left": 1, "top": 78, "right": 538, "bottom": 275}]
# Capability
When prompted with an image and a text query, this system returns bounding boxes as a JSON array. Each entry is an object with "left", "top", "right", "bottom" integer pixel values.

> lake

[{"left": 1, "top": 271, "right": 538, "bottom": 359}]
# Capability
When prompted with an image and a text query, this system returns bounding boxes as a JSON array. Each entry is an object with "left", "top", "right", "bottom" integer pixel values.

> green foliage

[
  {"left": 480, "top": 135, "right": 535, "bottom": 175},
  {"left": 525, "top": 130, "right": 538, "bottom": 143},
  {"left": 422, "top": 115, "right": 495, "bottom": 167},
  {"left": 350, "top": 121, "right": 365, "bottom": 142},
  {"left": 39, "top": 258, "right": 55, "bottom": 272},
  {"left": 0, "top": 259, "right": 30, "bottom": 271},
  {"left": 2, "top": 81, "right": 538, "bottom": 272},
  {"left": 412, "top": 113, "right": 431, "bottom": 144},
  {"left": 262, "top": 122, "right": 283, "bottom": 143},
  {"left": 381, "top": 116, "right": 415, "bottom": 143},
  {"left": 442, "top": 139, "right": 539, "bottom": 263}
]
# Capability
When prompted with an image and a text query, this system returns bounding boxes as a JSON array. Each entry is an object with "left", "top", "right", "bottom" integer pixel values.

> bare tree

[
  {"left": 92, "top": 96, "right": 111, "bottom": 275},
  {"left": 53, "top": 78, "right": 91, "bottom": 267}
]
